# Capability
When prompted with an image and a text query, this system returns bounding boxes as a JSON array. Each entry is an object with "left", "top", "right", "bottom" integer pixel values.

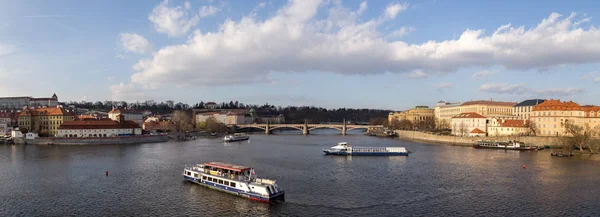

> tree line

[{"left": 63, "top": 100, "right": 392, "bottom": 124}]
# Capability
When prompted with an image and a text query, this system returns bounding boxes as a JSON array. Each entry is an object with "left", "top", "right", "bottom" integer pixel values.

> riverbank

[
  {"left": 393, "top": 130, "right": 564, "bottom": 147},
  {"left": 14, "top": 135, "right": 168, "bottom": 145}
]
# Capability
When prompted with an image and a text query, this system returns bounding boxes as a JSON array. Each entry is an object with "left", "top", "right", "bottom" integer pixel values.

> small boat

[
  {"left": 183, "top": 162, "right": 285, "bottom": 202},
  {"left": 473, "top": 140, "right": 538, "bottom": 151},
  {"left": 322, "top": 142, "right": 409, "bottom": 156},
  {"left": 223, "top": 133, "right": 249, "bottom": 142},
  {"left": 551, "top": 152, "right": 573, "bottom": 157}
]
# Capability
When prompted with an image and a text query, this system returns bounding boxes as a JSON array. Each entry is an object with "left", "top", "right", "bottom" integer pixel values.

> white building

[
  {"left": 0, "top": 94, "right": 58, "bottom": 109},
  {"left": 57, "top": 119, "right": 142, "bottom": 138},
  {"left": 488, "top": 118, "right": 530, "bottom": 136},
  {"left": 11, "top": 128, "right": 23, "bottom": 138},
  {"left": 451, "top": 112, "right": 487, "bottom": 137},
  {"left": 25, "top": 132, "right": 39, "bottom": 139},
  {"left": 434, "top": 101, "right": 462, "bottom": 129},
  {"left": 108, "top": 108, "right": 143, "bottom": 126},
  {"left": 196, "top": 112, "right": 247, "bottom": 125}
]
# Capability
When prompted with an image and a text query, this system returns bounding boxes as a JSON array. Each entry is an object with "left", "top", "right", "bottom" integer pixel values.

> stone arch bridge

[{"left": 234, "top": 122, "right": 384, "bottom": 135}]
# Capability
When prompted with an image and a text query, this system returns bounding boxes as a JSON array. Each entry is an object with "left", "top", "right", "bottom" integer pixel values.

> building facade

[
  {"left": 531, "top": 100, "right": 600, "bottom": 137},
  {"left": 143, "top": 120, "right": 176, "bottom": 132},
  {"left": 513, "top": 99, "right": 545, "bottom": 120},
  {"left": 488, "top": 119, "right": 530, "bottom": 136},
  {"left": 57, "top": 118, "right": 142, "bottom": 137},
  {"left": 389, "top": 106, "right": 435, "bottom": 123},
  {"left": 451, "top": 112, "right": 487, "bottom": 137},
  {"left": 434, "top": 101, "right": 462, "bottom": 129},
  {"left": 17, "top": 107, "right": 75, "bottom": 136},
  {"left": 108, "top": 108, "right": 143, "bottom": 126},
  {"left": 460, "top": 99, "right": 516, "bottom": 116},
  {"left": 0, "top": 94, "right": 58, "bottom": 109}
]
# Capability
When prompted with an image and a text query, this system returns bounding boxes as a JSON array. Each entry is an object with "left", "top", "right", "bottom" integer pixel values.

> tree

[
  {"left": 526, "top": 120, "right": 537, "bottom": 136},
  {"left": 171, "top": 110, "right": 193, "bottom": 132},
  {"left": 562, "top": 122, "right": 591, "bottom": 154},
  {"left": 459, "top": 122, "right": 468, "bottom": 137},
  {"left": 205, "top": 117, "right": 229, "bottom": 133},
  {"left": 437, "top": 119, "right": 450, "bottom": 130},
  {"left": 20, "top": 127, "right": 29, "bottom": 134},
  {"left": 398, "top": 119, "right": 413, "bottom": 130},
  {"left": 368, "top": 117, "right": 387, "bottom": 125}
]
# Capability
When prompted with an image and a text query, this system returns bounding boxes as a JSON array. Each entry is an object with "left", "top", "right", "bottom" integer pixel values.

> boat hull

[
  {"left": 183, "top": 176, "right": 284, "bottom": 203},
  {"left": 473, "top": 145, "right": 538, "bottom": 151},
  {"left": 223, "top": 137, "right": 249, "bottom": 142},
  {"left": 323, "top": 150, "right": 408, "bottom": 156}
]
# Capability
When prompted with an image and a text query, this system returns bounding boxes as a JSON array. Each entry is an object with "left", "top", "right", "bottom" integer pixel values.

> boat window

[
  {"left": 202, "top": 176, "right": 207, "bottom": 180},
  {"left": 230, "top": 182, "right": 236, "bottom": 187},
  {"left": 187, "top": 172, "right": 191, "bottom": 176},
  {"left": 224, "top": 181, "right": 229, "bottom": 186},
  {"left": 194, "top": 173, "right": 198, "bottom": 178},
  {"left": 218, "top": 179, "right": 223, "bottom": 184},
  {"left": 208, "top": 177, "right": 213, "bottom": 182}
]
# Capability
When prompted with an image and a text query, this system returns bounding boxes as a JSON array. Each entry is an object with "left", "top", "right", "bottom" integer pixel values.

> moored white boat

[
  {"left": 473, "top": 140, "right": 538, "bottom": 151},
  {"left": 322, "top": 142, "right": 409, "bottom": 156},
  {"left": 223, "top": 133, "right": 249, "bottom": 142},
  {"left": 183, "top": 162, "right": 284, "bottom": 202}
]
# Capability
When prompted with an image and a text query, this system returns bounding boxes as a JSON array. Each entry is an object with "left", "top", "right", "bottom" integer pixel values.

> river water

[{"left": 1, "top": 129, "right": 600, "bottom": 216}]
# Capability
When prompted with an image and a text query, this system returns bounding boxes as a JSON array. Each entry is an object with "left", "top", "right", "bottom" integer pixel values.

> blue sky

[{"left": 1, "top": 0, "right": 600, "bottom": 110}]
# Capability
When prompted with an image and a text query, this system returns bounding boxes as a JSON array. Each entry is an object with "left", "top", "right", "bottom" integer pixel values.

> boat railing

[{"left": 255, "top": 178, "right": 276, "bottom": 185}]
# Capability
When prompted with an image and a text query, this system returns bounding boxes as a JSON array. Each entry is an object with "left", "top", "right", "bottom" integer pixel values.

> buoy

[
  {"left": 522, "top": 164, "right": 526, "bottom": 169},
  {"left": 106, "top": 171, "right": 109, "bottom": 176}
]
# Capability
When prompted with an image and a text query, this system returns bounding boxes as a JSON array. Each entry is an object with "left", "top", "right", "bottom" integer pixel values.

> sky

[{"left": 1, "top": 0, "right": 600, "bottom": 110}]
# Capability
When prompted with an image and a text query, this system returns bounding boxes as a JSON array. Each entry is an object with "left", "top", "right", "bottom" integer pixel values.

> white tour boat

[
  {"left": 183, "top": 162, "right": 285, "bottom": 202},
  {"left": 223, "top": 133, "right": 249, "bottom": 142}
]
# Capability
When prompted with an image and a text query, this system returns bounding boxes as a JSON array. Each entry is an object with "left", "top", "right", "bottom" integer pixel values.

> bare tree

[
  {"left": 437, "top": 119, "right": 450, "bottom": 130},
  {"left": 171, "top": 110, "right": 193, "bottom": 132},
  {"left": 398, "top": 119, "right": 413, "bottom": 130},
  {"left": 459, "top": 122, "right": 468, "bottom": 137},
  {"left": 526, "top": 121, "right": 537, "bottom": 136},
  {"left": 205, "top": 117, "right": 229, "bottom": 133},
  {"left": 563, "top": 122, "right": 591, "bottom": 154}
]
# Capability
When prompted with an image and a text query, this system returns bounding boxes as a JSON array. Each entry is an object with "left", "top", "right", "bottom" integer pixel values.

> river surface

[{"left": 1, "top": 129, "right": 600, "bottom": 216}]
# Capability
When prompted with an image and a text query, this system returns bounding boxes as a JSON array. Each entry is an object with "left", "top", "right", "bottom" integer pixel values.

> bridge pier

[
  {"left": 341, "top": 118, "right": 347, "bottom": 135},
  {"left": 265, "top": 121, "right": 270, "bottom": 135},
  {"left": 303, "top": 121, "right": 309, "bottom": 135}
]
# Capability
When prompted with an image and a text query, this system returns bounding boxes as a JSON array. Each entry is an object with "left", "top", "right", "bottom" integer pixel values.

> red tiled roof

[
  {"left": 532, "top": 99, "right": 581, "bottom": 111},
  {"left": 461, "top": 100, "right": 516, "bottom": 106},
  {"left": 452, "top": 112, "right": 486, "bottom": 119},
  {"left": 18, "top": 107, "right": 74, "bottom": 116},
  {"left": 470, "top": 128, "right": 486, "bottom": 134},
  {"left": 500, "top": 120, "right": 528, "bottom": 127},
  {"left": 59, "top": 120, "right": 140, "bottom": 129}
]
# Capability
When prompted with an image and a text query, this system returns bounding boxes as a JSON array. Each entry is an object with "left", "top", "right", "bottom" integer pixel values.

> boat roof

[{"left": 203, "top": 162, "right": 251, "bottom": 172}]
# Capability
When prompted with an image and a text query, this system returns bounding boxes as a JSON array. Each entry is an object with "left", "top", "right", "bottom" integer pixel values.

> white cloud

[
  {"left": 433, "top": 82, "right": 452, "bottom": 91},
  {"left": 385, "top": 2, "right": 409, "bottom": 19},
  {"left": 0, "top": 44, "right": 15, "bottom": 56},
  {"left": 119, "top": 33, "right": 152, "bottom": 54},
  {"left": 480, "top": 83, "right": 584, "bottom": 96},
  {"left": 472, "top": 70, "right": 496, "bottom": 80},
  {"left": 407, "top": 70, "right": 428, "bottom": 79},
  {"left": 148, "top": 0, "right": 199, "bottom": 37},
  {"left": 357, "top": 1, "right": 368, "bottom": 15},
  {"left": 123, "top": 1, "right": 600, "bottom": 91},
  {"left": 595, "top": 77, "right": 600, "bottom": 82},
  {"left": 109, "top": 82, "right": 147, "bottom": 101},
  {"left": 581, "top": 72, "right": 595, "bottom": 80},
  {"left": 389, "top": 26, "right": 414, "bottom": 38},
  {"left": 199, "top": 5, "right": 220, "bottom": 18}
]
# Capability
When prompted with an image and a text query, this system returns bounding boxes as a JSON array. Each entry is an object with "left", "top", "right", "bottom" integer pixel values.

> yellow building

[
  {"left": 388, "top": 106, "right": 435, "bottom": 123},
  {"left": 17, "top": 107, "right": 75, "bottom": 137},
  {"left": 531, "top": 100, "right": 600, "bottom": 137},
  {"left": 434, "top": 101, "right": 462, "bottom": 129},
  {"left": 460, "top": 99, "right": 516, "bottom": 116},
  {"left": 488, "top": 119, "right": 530, "bottom": 136}
]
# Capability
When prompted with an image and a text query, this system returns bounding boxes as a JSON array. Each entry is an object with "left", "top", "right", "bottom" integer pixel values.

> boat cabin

[{"left": 200, "top": 162, "right": 254, "bottom": 181}]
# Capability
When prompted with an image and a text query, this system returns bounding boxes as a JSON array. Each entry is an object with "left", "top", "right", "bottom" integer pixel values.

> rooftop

[
  {"left": 532, "top": 99, "right": 581, "bottom": 111},
  {"left": 470, "top": 128, "right": 486, "bottom": 134},
  {"left": 500, "top": 120, "right": 528, "bottom": 127},
  {"left": 108, "top": 108, "right": 142, "bottom": 114},
  {"left": 452, "top": 112, "right": 486, "bottom": 119},
  {"left": 514, "top": 99, "right": 546, "bottom": 107},
  {"left": 203, "top": 162, "right": 251, "bottom": 172},
  {"left": 19, "top": 107, "right": 74, "bottom": 116},
  {"left": 59, "top": 120, "right": 139, "bottom": 129},
  {"left": 462, "top": 100, "right": 516, "bottom": 107}
]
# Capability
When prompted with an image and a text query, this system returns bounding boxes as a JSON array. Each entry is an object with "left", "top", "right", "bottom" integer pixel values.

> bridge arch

[
  {"left": 307, "top": 126, "right": 343, "bottom": 132},
  {"left": 269, "top": 126, "right": 303, "bottom": 131}
]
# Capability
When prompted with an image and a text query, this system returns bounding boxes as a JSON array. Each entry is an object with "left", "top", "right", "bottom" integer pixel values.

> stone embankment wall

[
  {"left": 15, "top": 135, "right": 168, "bottom": 145},
  {"left": 394, "top": 130, "right": 564, "bottom": 147}
]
